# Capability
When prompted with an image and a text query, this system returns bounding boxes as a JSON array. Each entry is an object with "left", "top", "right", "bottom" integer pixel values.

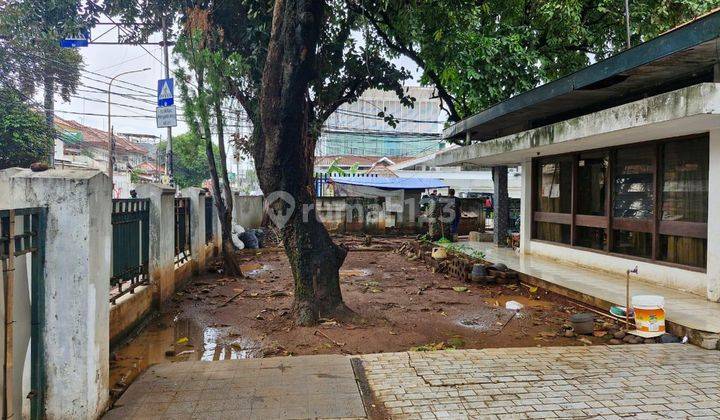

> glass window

[
  {"left": 613, "top": 146, "right": 655, "bottom": 219},
  {"left": 612, "top": 230, "right": 652, "bottom": 258},
  {"left": 536, "top": 222, "right": 570, "bottom": 244},
  {"left": 659, "top": 235, "right": 706, "bottom": 268},
  {"left": 536, "top": 159, "right": 572, "bottom": 213},
  {"left": 577, "top": 154, "right": 607, "bottom": 215},
  {"left": 575, "top": 226, "right": 606, "bottom": 250},
  {"left": 661, "top": 137, "right": 708, "bottom": 223}
]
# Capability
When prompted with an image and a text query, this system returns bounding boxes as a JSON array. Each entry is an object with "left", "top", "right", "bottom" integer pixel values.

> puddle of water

[
  {"left": 110, "top": 314, "right": 261, "bottom": 394},
  {"left": 490, "top": 295, "right": 554, "bottom": 309},
  {"left": 200, "top": 326, "right": 263, "bottom": 361},
  {"left": 457, "top": 308, "right": 515, "bottom": 333},
  {"left": 240, "top": 262, "right": 266, "bottom": 275}
]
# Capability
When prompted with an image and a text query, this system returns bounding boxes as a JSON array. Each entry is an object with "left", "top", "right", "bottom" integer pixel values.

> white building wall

[
  {"left": 706, "top": 129, "right": 720, "bottom": 301},
  {"left": 518, "top": 130, "right": 720, "bottom": 300}
]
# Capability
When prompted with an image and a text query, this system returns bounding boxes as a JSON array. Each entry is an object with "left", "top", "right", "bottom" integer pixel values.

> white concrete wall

[
  {"left": 136, "top": 184, "right": 176, "bottom": 307},
  {"left": 233, "top": 194, "right": 264, "bottom": 229},
  {"left": 182, "top": 188, "right": 206, "bottom": 274},
  {"left": 434, "top": 83, "right": 720, "bottom": 167},
  {"left": 706, "top": 129, "right": 720, "bottom": 301},
  {"left": 0, "top": 169, "right": 111, "bottom": 419},
  {"left": 525, "top": 240, "right": 708, "bottom": 297}
]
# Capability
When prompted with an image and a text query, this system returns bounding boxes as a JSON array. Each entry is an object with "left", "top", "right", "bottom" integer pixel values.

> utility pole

[
  {"left": 162, "top": 15, "right": 174, "bottom": 186},
  {"left": 108, "top": 67, "right": 150, "bottom": 184},
  {"left": 624, "top": 0, "right": 632, "bottom": 49}
]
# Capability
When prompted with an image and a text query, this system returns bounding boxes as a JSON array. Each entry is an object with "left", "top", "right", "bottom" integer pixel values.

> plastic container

[
  {"left": 470, "top": 264, "right": 487, "bottom": 281},
  {"left": 632, "top": 295, "right": 665, "bottom": 333},
  {"left": 570, "top": 312, "right": 595, "bottom": 335}
]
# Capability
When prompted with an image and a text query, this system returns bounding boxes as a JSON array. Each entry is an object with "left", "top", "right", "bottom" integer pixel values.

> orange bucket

[{"left": 632, "top": 295, "right": 665, "bottom": 333}]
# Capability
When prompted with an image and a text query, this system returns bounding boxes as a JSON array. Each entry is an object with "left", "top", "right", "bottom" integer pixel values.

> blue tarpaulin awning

[{"left": 329, "top": 176, "right": 447, "bottom": 190}]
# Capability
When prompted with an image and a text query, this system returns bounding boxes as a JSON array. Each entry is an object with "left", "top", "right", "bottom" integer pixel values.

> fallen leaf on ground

[
  {"left": 410, "top": 342, "right": 445, "bottom": 352},
  {"left": 577, "top": 337, "right": 593, "bottom": 345},
  {"left": 452, "top": 286, "right": 468, "bottom": 292}
]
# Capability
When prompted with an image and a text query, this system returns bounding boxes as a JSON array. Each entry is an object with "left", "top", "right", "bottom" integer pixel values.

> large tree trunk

[{"left": 257, "top": 0, "right": 349, "bottom": 325}]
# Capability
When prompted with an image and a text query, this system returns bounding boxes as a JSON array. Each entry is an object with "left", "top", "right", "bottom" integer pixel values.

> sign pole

[{"left": 162, "top": 15, "right": 174, "bottom": 186}]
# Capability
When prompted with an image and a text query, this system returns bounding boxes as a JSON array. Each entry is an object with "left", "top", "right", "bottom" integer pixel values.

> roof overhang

[
  {"left": 432, "top": 83, "right": 720, "bottom": 167},
  {"left": 444, "top": 9, "right": 720, "bottom": 143}
]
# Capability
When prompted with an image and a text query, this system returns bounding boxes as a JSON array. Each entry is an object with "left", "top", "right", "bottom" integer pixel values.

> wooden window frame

[{"left": 531, "top": 133, "right": 709, "bottom": 270}]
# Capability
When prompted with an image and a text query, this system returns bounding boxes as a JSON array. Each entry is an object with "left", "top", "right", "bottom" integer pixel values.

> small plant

[{"left": 444, "top": 243, "right": 485, "bottom": 260}]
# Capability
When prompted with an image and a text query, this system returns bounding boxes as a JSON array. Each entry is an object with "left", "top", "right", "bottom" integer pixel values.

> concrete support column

[
  {"left": 136, "top": 183, "right": 176, "bottom": 306},
  {"left": 519, "top": 161, "right": 533, "bottom": 255},
  {"left": 707, "top": 130, "right": 720, "bottom": 301},
  {"left": 182, "top": 187, "right": 206, "bottom": 273},
  {"left": 1, "top": 169, "right": 111, "bottom": 419},
  {"left": 493, "top": 165, "right": 509, "bottom": 246}
]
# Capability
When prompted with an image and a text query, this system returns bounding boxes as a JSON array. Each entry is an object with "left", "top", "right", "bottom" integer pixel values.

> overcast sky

[{"left": 54, "top": 20, "right": 422, "bottom": 141}]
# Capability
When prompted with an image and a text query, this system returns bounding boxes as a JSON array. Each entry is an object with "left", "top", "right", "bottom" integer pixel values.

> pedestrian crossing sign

[{"left": 157, "top": 78, "right": 174, "bottom": 107}]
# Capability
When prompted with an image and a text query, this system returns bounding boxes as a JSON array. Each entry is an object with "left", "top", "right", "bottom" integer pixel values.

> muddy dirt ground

[{"left": 110, "top": 236, "right": 623, "bottom": 396}]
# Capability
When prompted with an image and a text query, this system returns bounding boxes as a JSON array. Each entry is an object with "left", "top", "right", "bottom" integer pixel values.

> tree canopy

[
  {"left": 353, "top": 0, "right": 719, "bottom": 123},
  {"left": 0, "top": 0, "right": 95, "bottom": 105},
  {"left": 156, "top": 132, "right": 220, "bottom": 189},
  {"left": 0, "top": 87, "right": 54, "bottom": 170}
]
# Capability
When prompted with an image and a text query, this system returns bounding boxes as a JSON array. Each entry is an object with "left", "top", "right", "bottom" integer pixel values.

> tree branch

[{"left": 350, "top": 2, "right": 461, "bottom": 122}]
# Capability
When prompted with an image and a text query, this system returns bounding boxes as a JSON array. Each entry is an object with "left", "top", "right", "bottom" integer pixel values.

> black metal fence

[
  {"left": 1, "top": 207, "right": 47, "bottom": 418},
  {"left": 175, "top": 197, "right": 191, "bottom": 264},
  {"left": 205, "top": 196, "right": 213, "bottom": 243},
  {"left": 110, "top": 199, "right": 150, "bottom": 304}
]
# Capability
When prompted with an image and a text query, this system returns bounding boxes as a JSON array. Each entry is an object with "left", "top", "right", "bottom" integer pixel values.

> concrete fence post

[
  {"left": 136, "top": 183, "right": 176, "bottom": 306},
  {"left": 0, "top": 168, "right": 111, "bottom": 419},
  {"left": 181, "top": 187, "right": 205, "bottom": 273}
]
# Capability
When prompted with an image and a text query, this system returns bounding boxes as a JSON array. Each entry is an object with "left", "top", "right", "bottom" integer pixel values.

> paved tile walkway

[
  {"left": 447, "top": 242, "right": 720, "bottom": 334},
  {"left": 358, "top": 344, "right": 720, "bottom": 419},
  {"left": 104, "top": 355, "right": 366, "bottom": 419}
]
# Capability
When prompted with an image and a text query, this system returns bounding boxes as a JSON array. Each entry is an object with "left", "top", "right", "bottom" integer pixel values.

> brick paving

[
  {"left": 105, "top": 344, "right": 720, "bottom": 419},
  {"left": 104, "top": 355, "right": 366, "bottom": 420},
  {"left": 357, "top": 344, "right": 720, "bottom": 419}
]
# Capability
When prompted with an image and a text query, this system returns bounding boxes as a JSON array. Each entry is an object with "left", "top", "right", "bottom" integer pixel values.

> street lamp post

[{"left": 108, "top": 67, "right": 151, "bottom": 182}]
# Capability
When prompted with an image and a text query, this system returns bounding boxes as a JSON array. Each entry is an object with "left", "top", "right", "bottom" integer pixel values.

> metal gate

[
  {"left": 110, "top": 199, "right": 150, "bottom": 304},
  {"left": 205, "top": 197, "right": 213, "bottom": 244},
  {"left": 0, "top": 208, "right": 46, "bottom": 419},
  {"left": 175, "top": 198, "right": 191, "bottom": 264}
]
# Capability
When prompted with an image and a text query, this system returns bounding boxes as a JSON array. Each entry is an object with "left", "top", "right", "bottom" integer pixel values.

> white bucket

[{"left": 632, "top": 295, "right": 665, "bottom": 334}]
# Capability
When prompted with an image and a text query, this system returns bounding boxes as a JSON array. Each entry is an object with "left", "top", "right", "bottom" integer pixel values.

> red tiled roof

[
  {"left": 137, "top": 161, "right": 165, "bottom": 174},
  {"left": 54, "top": 116, "right": 147, "bottom": 155}
]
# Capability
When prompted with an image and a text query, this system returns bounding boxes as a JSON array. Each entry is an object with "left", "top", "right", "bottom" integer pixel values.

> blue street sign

[
  {"left": 60, "top": 29, "right": 90, "bottom": 48},
  {"left": 157, "top": 78, "right": 174, "bottom": 107}
]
